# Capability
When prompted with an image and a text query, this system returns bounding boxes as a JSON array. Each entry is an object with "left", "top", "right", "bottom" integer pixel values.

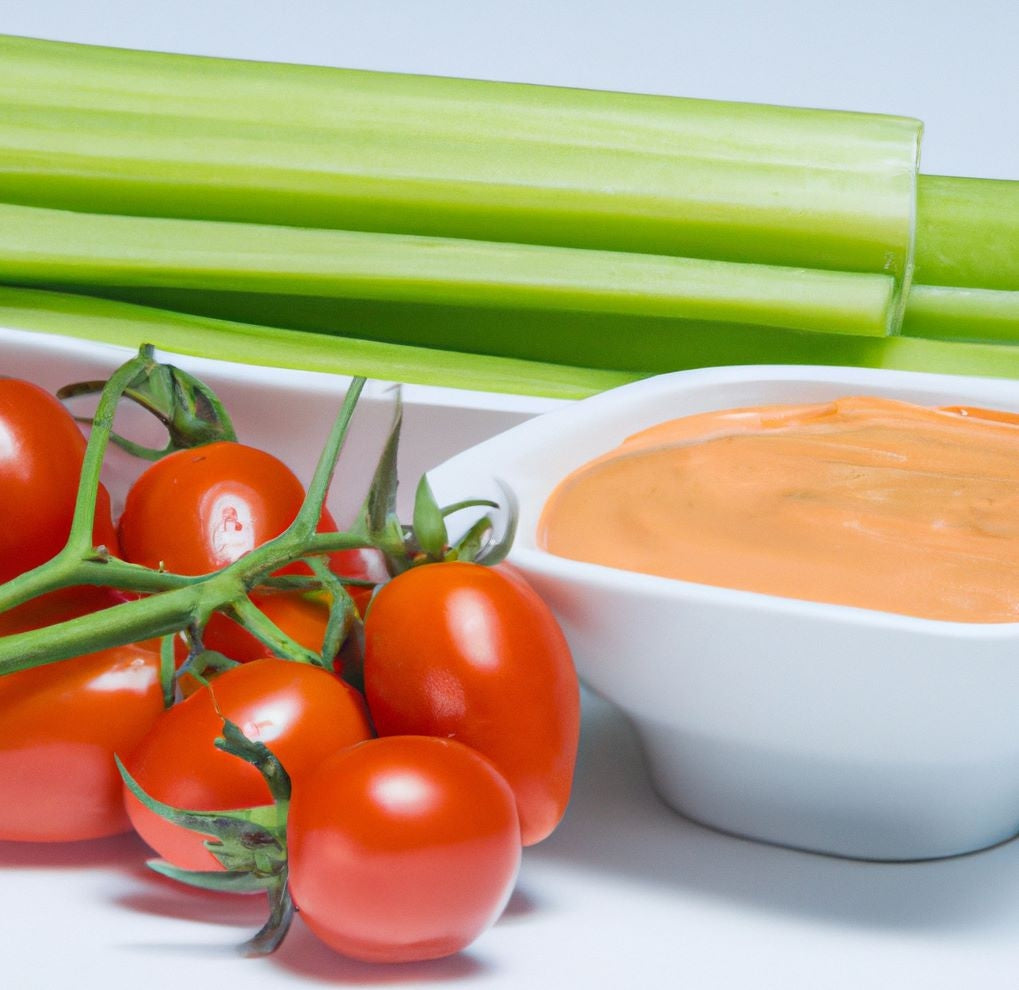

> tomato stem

[
  {"left": 226, "top": 595, "right": 328, "bottom": 669},
  {"left": 65, "top": 347, "right": 153, "bottom": 554},
  {"left": 58, "top": 353, "right": 239, "bottom": 457},
  {"left": 0, "top": 353, "right": 375, "bottom": 675},
  {"left": 304, "top": 555, "right": 358, "bottom": 665},
  {"left": 0, "top": 584, "right": 209, "bottom": 675}
]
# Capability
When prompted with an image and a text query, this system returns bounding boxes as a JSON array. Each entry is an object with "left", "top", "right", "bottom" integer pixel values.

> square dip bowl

[{"left": 425, "top": 364, "right": 1019, "bottom": 862}]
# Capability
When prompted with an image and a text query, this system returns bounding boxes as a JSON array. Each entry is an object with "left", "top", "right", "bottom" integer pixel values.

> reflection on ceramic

[
  {"left": 426, "top": 364, "right": 1019, "bottom": 861},
  {"left": 0, "top": 325, "right": 563, "bottom": 522}
]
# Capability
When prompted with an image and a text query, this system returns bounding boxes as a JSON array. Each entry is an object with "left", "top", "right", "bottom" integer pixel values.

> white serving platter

[{"left": 5, "top": 330, "right": 1019, "bottom": 990}]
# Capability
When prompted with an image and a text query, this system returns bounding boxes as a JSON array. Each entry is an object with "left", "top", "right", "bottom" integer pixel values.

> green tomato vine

[{"left": 0, "top": 344, "right": 516, "bottom": 692}]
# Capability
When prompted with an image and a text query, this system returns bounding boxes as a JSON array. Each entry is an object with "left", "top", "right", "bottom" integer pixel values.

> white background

[{"left": 2, "top": 3, "right": 1019, "bottom": 988}]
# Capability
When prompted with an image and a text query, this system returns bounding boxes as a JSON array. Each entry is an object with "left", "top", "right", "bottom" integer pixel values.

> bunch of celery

[{"left": 0, "top": 33, "right": 1015, "bottom": 396}]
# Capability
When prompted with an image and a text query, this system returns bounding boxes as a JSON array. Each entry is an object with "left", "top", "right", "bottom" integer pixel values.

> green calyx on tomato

[
  {"left": 121, "top": 657, "right": 374, "bottom": 872},
  {"left": 118, "top": 718, "right": 295, "bottom": 955},
  {"left": 117, "top": 656, "right": 375, "bottom": 954},
  {"left": 346, "top": 390, "right": 517, "bottom": 575},
  {"left": 58, "top": 344, "right": 238, "bottom": 459}
]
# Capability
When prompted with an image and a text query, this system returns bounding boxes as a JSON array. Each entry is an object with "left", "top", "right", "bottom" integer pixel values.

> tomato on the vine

[
  {"left": 362, "top": 561, "right": 580, "bottom": 846},
  {"left": 194, "top": 590, "right": 336, "bottom": 665},
  {"left": 0, "top": 586, "right": 163, "bottom": 842},
  {"left": 192, "top": 547, "right": 387, "bottom": 666},
  {"left": 332, "top": 545, "right": 391, "bottom": 615},
  {"left": 121, "top": 657, "right": 374, "bottom": 871},
  {"left": 287, "top": 735, "right": 521, "bottom": 963},
  {"left": 116, "top": 440, "right": 375, "bottom": 583},
  {"left": 0, "top": 378, "right": 119, "bottom": 583}
]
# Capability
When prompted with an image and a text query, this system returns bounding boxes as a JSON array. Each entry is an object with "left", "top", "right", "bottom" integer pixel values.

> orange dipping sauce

[{"left": 537, "top": 396, "right": 1019, "bottom": 622}]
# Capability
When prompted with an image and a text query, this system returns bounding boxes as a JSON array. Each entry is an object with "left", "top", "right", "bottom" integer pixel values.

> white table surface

[{"left": 3, "top": 4, "right": 1019, "bottom": 988}]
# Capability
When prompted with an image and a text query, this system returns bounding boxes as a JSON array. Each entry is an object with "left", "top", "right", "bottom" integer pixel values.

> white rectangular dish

[
  {"left": 0, "top": 324, "right": 563, "bottom": 522},
  {"left": 7, "top": 330, "right": 1019, "bottom": 990},
  {"left": 426, "top": 364, "right": 1019, "bottom": 861}
]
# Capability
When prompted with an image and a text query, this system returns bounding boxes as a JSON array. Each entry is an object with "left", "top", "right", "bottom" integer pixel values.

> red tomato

[
  {"left": 362, "top": 562, "right": 580, "bottom": 846},
  {"left": 195, "top": 591, "right": 335, "bottom": 664},
  {"left": 287, "top": 735, "right": 521, "bottom": 963},
  {"left": 116, "top": 440, "right": 367, "bottom": 580},
  {"left": 196, "top": 547, "right": 388, "bottom": 664},
  {"left": 121, "top": 658, "right": 374, "bottom": 871},
  {"left": 0, "top": 587, "right": 164, "bottom": 841},
  {"left": 332, "top": 546, "right": 390, "bottom": 615},
  {"left": 0, "top": 378, "right": 119, "bottom": 583}
]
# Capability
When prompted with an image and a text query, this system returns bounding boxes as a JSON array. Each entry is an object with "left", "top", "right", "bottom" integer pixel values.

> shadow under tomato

[
  {"left": 115, "top": 868, "right": 510, "bottom": 978},
  {"left": 0, "top": 830, "right": 147, "bottom": 870},
  {"left": 498, "top": 882, "right": 541, "bottom": 921},
  {"left": 268, "top": 915, "right": 491, "bottom": 985},
  {"left": 115, "top": 869, "right": 271, "bottom": 928}
]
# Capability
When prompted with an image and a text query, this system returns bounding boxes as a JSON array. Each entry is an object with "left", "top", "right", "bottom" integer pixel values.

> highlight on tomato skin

[
  {"left": 121, "top": 658, "right": 374, "bottom": 872},
  {"left": 362, "top": 561, "right": 581, "bottom": 846},
  {"left": 286, "top": 735, "right": 522, "bottom": 964},
  {"left": 0, "top": 587, "right": 164, "bottom": 842}
]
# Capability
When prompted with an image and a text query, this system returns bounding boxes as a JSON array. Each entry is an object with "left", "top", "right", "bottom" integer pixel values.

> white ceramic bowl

[{"left": 426, "top": 364, "right": 1019, "bottom": 862}]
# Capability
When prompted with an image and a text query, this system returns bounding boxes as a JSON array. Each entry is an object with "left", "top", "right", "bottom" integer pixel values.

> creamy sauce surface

[{"left": 537, "top": 396, "right": 1019, "bottom": 622}]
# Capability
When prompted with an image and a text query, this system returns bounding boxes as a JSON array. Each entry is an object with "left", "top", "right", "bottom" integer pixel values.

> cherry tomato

[
  {"left": 332, "top": 546, "right": 391, "bottom": 616},
  {"left": 194, "top": 547, "right": 388, "bottom": 665},
  {"left": 0, "top": 587, "right": 163, "bottom": 841},
  {"left": 363, "top": 561, "right": 580, "bottom": 846},
  {"left": 122, "top": 657, "right": 374, "bottom": 871},
  {"left": 0, "top": 378, "right": 119, "bottom": 583},
  {"left": 195, "top": 590, "right": 336, "bottom": 665},
  {"left": 287, "top": 735, "right": 521, "bottom": 963},
  {"left": 116, "top": 440, "right": 362, "bottom": 579}
]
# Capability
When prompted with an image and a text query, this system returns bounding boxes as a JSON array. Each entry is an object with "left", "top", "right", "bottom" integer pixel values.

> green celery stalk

[
  {"left": 903, "top": 175, "right": 1019, "bottom": 343},
  {"left": 914, "top": 175, "right": 1019, "bottom": 290},
  {"left": 0, "top": 202, "right": 898, "bottom": 349},
  {"left": 0, "top": 34, "right": 922, "bottom": 307},
  {"left": 0, "top": 286, "right": 639, "bottom": 399},
  {"left": 6, "top": 287, "right": 1019, "bottom": 395},
  {"left": 901, "top": 284, "right": 1019, "bottom": 343}
]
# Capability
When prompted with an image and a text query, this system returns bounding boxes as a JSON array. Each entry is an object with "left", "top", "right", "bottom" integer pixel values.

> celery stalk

[
  {"left": 6, "top": 287, "right": 1019, "bottom": 397},
  {"left": 0, "top": 203, "right": 897, "bottom": 346},
  {"left": 904, "top": 175, "right": 1019, "bottom": 343},
  {"left": 914, "top": 175, "right": 1019, "bottom": 290},
  {"left": 0, "top": 34, "right": 922, "bottom": 300},
  {"left": 9, "top": 34, "right": 1019, "bottom": 375},
  {"left": 901, "top": 284, "right": 1019, "bottom": 343},
  {"left": 0, "top": 287, "right": 639, "bottom": 399}
]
